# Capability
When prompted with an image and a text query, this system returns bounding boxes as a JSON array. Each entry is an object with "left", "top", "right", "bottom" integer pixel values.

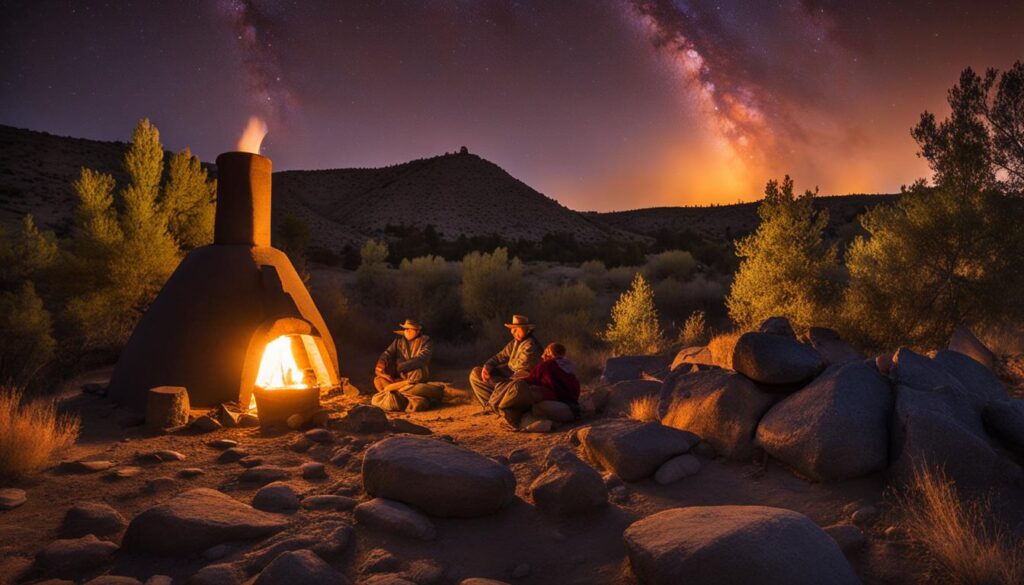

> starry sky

[{"left": 1, "top": 1, "right": 1021, "bottom": 210}]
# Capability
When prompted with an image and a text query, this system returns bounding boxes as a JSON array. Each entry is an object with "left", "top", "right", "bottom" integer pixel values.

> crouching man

[
  {"left": 372, "top": 319, "right": 444, "bottom": 412},
  {"left": 469, "top": 315, "right": 542, "bottom": 427}
]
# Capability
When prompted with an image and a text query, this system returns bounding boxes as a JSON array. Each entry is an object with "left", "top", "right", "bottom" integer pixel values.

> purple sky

[{"left": 1, "top": 1, "right": 1021, "bottom": 210}]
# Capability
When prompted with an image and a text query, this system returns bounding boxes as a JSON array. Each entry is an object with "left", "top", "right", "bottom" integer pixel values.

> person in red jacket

[{"left": 521, "top": 342, "right": 581, "bottom": 429}]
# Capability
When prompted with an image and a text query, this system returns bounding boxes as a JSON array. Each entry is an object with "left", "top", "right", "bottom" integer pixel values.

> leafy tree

[
  {"left": 0, "top": 215, "right": 58, "bottom": 286},
  {"left": 912, "top": 61, "right": 1024, "bottom": 195},
  {"left": 0, "top": 282, "right": 56, "bottom": 387},
  {"left": 604, "top": 273, "right": 662, "bottom": 355},
  {"left": 162, "top": 148, "right": 215, "bottom": 250},
  {"left": 726, "top": 176, "right": 840, "bottom": 330},
  {"left": 461, "top": 247, "right": 528, "bottom": 325}
]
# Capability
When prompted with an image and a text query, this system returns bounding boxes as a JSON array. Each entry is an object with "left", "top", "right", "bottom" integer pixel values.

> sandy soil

[{"left": 0, "top": 361, "right": 928, "bottom": 585}]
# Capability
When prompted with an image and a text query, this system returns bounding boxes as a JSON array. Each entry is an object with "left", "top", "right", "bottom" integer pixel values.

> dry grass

[
  {"left": 0, "top": 387, "right": 79, "bottom": 480},
  {"left": 628, "top": 394, "right": 660, "bottom": 422},
  {"left": 706, "top": 331, "right": 741, "bottom": 369},
  {"left": 896, "top": 463, "right": 1024, "bottom": 585}
]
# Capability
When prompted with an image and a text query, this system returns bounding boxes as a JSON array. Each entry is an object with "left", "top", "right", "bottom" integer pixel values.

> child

[{"left": 519, "top": 342, "right": 581, "bottom": 429}]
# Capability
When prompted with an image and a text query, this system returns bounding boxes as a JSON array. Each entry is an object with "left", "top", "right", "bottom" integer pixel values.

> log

[{"left": 146, "top": 386, "right": 190, "bottom": 429}]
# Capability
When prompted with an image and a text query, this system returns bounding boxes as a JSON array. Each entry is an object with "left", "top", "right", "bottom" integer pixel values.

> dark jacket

[
  {"left": 485, "top": 334, "right": 542, "bottom": 376},
  {"left": 377, "top": 334, "right": 433, "bottom": 380}
]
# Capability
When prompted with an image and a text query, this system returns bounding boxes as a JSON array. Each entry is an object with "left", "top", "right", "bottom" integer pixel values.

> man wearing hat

[
  {"left": 469, "top": 315, "right": 543, "bottom": 427},
  {"left": 372, "top": 319, "right": 442, "bottom": 411}
]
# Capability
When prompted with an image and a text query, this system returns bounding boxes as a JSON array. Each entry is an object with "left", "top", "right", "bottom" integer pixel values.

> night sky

[{"left": 1, "top": 1, "right": 1021, "bottom": 210}]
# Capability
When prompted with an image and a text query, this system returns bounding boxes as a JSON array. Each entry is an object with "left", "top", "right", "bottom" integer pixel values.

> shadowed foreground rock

[
  {"left": 254, "top": 550, "right": 348, "bottom": 585},
  {"left": 732, "top": 332, "right": 824, "bottom": 386},
  {"left": 756, "top": 362, "right": 892, "bottom": 481},
  {"left": 59, "top": 502, "right": 128, "bottom": 539},
  {"left": 362, "top": 436, "right": 516, "bottom": 518},
  {"left": 601, "top": 355, "right": 672, "bottom": 384},
  {"left": 578, "top": 420, "right": 698, "bottom": 481},
  {"left": 122, "top": 488, "right": 289, "bottom": 555},
  {"left": 623, "top": 506, "right": 860, "bottom": 585},
  {"left": 659, "top": 369, "right": 775, "bottom": 460},
  {"left": 529, "top": 446, "right": 607, "bottom": 516}
]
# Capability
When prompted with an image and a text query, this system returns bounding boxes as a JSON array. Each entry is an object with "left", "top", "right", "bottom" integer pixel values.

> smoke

[{"left": 218, "top": 0, "right": 297, "bottom": 125}]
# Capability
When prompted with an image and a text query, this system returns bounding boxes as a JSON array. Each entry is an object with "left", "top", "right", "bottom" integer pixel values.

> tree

[
  {"left": 355, "top": 238, "right": 392, "bottom": 304},
  {"left": 162, "top": 148, "right": 215, "bottom": 250},
  {"left": 0, "top": 282, "right": 56, "bottom": 387},
  {"left": 604, "top": 273, "right": 662, "bottom": 355},
  {"left": 726, "top": 176, "right": 840, "bottom": 330},
  {"left": 912, "top": 61, "right": 1024, "bottom": 195}
]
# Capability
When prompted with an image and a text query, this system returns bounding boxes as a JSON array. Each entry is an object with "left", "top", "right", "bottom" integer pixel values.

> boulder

[
  {"left": 578, "top": 420, "right": 699, "bottom": 481},
  {"left": 217, "top": 448, "right": 248, "bottom": 463},
  {"left": 601, "top": 355, "right": 672, "bottom": 384},
  {"left": 0, "top": 487, "right": 27, "bottom": 510},
  {"left": 670, "top": 346, "right": 714, "bottom": 371},
  {"left": 623, "top": 506, "right": 860, "bottom": 585},
  {"left": 983, "top": 400, "right": 1024, "bottom": 456},
  {"left": 338, "top": 405, "right": 388, "bottom": 433},
  {"left": 932, "top": 349, "right": 1008, "bottom": 405},
  {"left": 310, "top": 523, "right": 354, "bottom": 558},
  {"left": 529, "top": 447, "right": 607, "bottom": 516},
  {"left": 755, "top": 362, "right": 892, "bottom": 481},
  {"left": 145, "top": 386, "right": 190, "bottom": 430},
  {"left": 948, "top": 324, "right": 996, "bottom": 371},
  {"left": 254, "top": 550, "right": 349, "bottom": 585},
  {"left": 122, "top": 488, "right": 288, "bottom": 555},
  {"left": 59, "top": 502, "right": 127, "bottom": 539},
  {"left": 890, "top": 385, "right": 1021, "bottom": 491},
  {"left": 824, "top": 524, "right": 867, "bottom": 553},
  {"left": 362, "top": 436, "right": 516, "bottom": 518},
  {"left": 35, "top": 535, "right": 118, "bottom": 577},
  {"left": 354, "top": 498, "right": 437, "bottom": 540},
  {"left": 252, "top": 482, "right": 301, "bottom": 512},
  {"left": 659, "top": 369, "right": 776, "bottom": 460},
  {"left": 602, "top": 379, "right": 662, "bottom": 417},
  {"left": 803, "top": 327, "right": 861, "bottom": 365},
  {"left": 185, "top": 563, "right": 240, "bottom": 585},
  {"left": 732, "top": 332, "right": 824, "bottom": 386},
  {"left": 891, "top": 347, "right": 965, "bottom": 393},
  {"left": 758, "top": 316, "right": 796, "bottom": 337},
  {"left": 653, "top": 454, "right": 701, "bottom": 485}
]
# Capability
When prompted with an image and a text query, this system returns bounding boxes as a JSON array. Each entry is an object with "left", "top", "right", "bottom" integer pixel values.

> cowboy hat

[
  {"left": 393, "top": 318, "right": 423, "bottom": 334},
  {"left": 504, "top": 314, "right": 536, "bottom": 330}
]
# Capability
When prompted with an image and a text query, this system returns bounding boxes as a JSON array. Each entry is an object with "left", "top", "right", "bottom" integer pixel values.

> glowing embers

[{"left": 250, "top": 333, "right": 330, "bottom": 424}]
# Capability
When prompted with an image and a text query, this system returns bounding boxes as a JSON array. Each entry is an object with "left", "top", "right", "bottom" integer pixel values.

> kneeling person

[{"left": 372, "top": 319, "right": 443, "bottom": 412}]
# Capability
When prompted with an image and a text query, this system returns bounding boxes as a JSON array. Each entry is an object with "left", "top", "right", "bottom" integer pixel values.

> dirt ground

[{"left": 0, "top": 358, "right": 930, "bottom": 585}]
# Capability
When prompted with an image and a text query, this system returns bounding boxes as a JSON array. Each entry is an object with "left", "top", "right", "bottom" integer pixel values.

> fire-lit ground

[{"left": 0, "top": 362, "right": 932, "bottom": 585}]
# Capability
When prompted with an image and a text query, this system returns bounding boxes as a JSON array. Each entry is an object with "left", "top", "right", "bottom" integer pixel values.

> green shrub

[
  {"left": 678, "top": 310, "right": 709, "bottom": 347},
  {"left": 355, "top": 238, "right": 394, "bottom": 305},
  {"left": 644, "top": 250, "right": 696, "bottom": 282},
  {"left": 580, "top": 259, "right": 607, "bottom": 290},
  {"left": 0, "top": 282, "right": 56, "bottom": 387},
  {"left": 397, "top": 255, "right": 463, "bottom": 339},
  {"left": 461, "top": 247, "right": 528, "bottom": 325},
  {"left": 603, "top": 273, "right": 662, "bottom": 355},
  {"left": 607, "top": 265, "right": 639, "bottom": 292}
]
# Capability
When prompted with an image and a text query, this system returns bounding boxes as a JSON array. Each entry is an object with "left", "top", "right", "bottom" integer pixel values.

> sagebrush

[{"left": 0, "top": 388, "right": 79, "bottom": 479}]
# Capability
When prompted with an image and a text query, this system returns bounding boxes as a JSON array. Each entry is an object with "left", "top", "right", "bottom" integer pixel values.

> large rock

[
  {"left": 35, "top": 535, "right": 119, "bottom": 577},
  {"left": 758, "top": 316, "right": 796, "bottom": 337},
  {"left": 338, "top": 405, "right": 389, "bottom": 433},
  {"left": 932, "top": 349, "right": 1007, "bottom": 406},
  {"left": 578, "top": 420, "right": 698, "bottom": 481},
  {"left": 601, "top": 355, "right": 672, "bottom": 384},
  {"left": 602, "top": 380, "right": 662, "bottom": 417},
  {"left": 670, "top": 346, "right": 714, "bottom": 371},
  {"left": 732, "top": 332, "right": 824, "bottom": 386},
  {"left": 362, "top": 436, "right": 516, "bottom": 518},
  {"left": 891, "top": 347, "right": 965, "bottom": 392},
  {"left": 948, "top": 324, "right": 996, "bottom": 371},
  {"left": 623, "top": 506, "right": 860, "bottom": 585},
  {"left": 756, "top": 362, "right": 892, "bottom": 481},
  {"left": 983, "top": 400, "right": 1024, "bottom": 456},
  {"left": 529, "top": 446, "right": 607, "bottom": 516},
  {"left": 803, "top": 327, "right": 861, "bottom": 365},
  {"left": 122, "top": 488, "right": 289, "bottom": 555},
  {"left": 659, "top": 369, "right": 776, "bottom": 460},
  {"left": 890, "top": 385, "right": 1021, "bottom": 491},
  {"left": 354, "top": 498, "right": 436, "bottom": 540},
  {"left": 254, "top": 550, "right": 349, "bottom": 585},
  {"left": 59, "top": 502, "right": 128, "bottom": 539}
]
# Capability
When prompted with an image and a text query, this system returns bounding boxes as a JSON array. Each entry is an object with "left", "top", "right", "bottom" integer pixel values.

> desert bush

[
  {"left": 0, "top": 282, "right": 56, "bottom": 387},
  {"left": 604, "top": 273, "right": 662, "bottom": 355},
  {"left": 644, "top": 249, "right": 696, "bottom": 282},
  {"left": 628, "top": 394, "right": 660, "bottom": 422},
  {"left": 530, "top": 281, "right": 602, "bottom": 371},
  {"left": 727, "top": 176, "right": 841, "bottom": 331},
  {"left": 397, "top": 255, "right": 463, "bottom": 339},
  {"left": 0, "top": 388, "right": 79, "bottom": 479},
  {"left": 706, "top": 330, "right": 741, "bottom": 369},
  {"left": 896, "top": 463, "right": 1024, "bottom": 585},
  {"left": 678, "top": 310, "right": 709, "bottom": 347},
  {"left": 355, "top": 238, "right": 394, "bottom": 305},
  {"left": 461, "top": 247, "right": 529, "bottom": 325},
  {"left": 580, "top": 259, "right": 607, "bottom": 290},
  {"left": 606, "top": 265, "right": 639, "bottom": 292}
]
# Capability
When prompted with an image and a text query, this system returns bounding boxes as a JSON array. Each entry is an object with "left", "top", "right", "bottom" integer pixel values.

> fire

[
  {"left": 236, "top": 116, "right": 268, "bottom": 154},
  {"left": 255, "top": 335, "right": 307, "bottom": 390}
]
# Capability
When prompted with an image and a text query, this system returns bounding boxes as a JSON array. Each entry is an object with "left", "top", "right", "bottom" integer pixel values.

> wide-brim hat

[
  {"left": 504, "top": 314, "right": 536, "bottom": 330},
  {"left": 394, "top": 319, "right": 423, "bottom": 334}
]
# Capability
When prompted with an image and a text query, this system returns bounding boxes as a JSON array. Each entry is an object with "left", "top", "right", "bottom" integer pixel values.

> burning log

[{"left": 145, "top": 386, "right": 190, "bottom": 429}]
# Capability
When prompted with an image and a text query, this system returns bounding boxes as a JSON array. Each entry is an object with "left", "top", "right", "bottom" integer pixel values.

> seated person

[
  {"left": 521, "top": 342, "right": 581, "bottom": 424},
  {"left": 371, "top": 319, "right": 443, "bottom": 412},
  {"left": 469, "top": 315, "right": 542, "bottom": 422}
]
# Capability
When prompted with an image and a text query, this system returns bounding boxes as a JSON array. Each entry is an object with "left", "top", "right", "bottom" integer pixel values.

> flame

[
  {"left": 236, "top": 116, "right": 268, "bottom": 154},
  {"left": 255, "top": 335, "right": 306, "bottom": 390}
]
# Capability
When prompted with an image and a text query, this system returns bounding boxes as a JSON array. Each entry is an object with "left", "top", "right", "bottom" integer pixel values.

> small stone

[
  {"left": 492, "top": 455, "right": 511, "bottom": 467},
  {"left": 609, "top": 485, "right": 628, "bottom": 503},
  {"left": 311, "top": 523, "right": 354, "bottom": 558},
  {"left": 152, "top": 450, "right": 187, "bottom": 462},
  {"left": 511, "top": 564, "right": 531, "bottom": 579},
  {"left": 239, "top": 413, "right": 260, "bottom": 427},
  {"left": 145, "top": 477, "right": 177, "bottom": 493},
  {"left": 305, "top": 428, "right": 334, "bottom": 443},
  {"left": 851, "top": 505, "right": 879, "bottom": 526},
  {"left": 824, "top": 523, "right": 866, "bottom": 553},
  {"left": 654, "top": 454, "right": 701, "bottom": 485},
  {"left": 522, "top": 419, "right": 553, "bottom": 433},
  {"left": 208, "top": 439, "right": 239, "bottom": 450},
  {"left": 252, "top": 482, "right": 301, "bottom": 512},
  {"left": 883, "top": 525, "right": 901, "bottom": 538},
  {"left": 403, "top": 559, "right": 445, "bottom": 585},
  {"left": 109, "top": 466, "right": 142, "bottom": 479},
  {"left": 289, "top": 436, "right": 314, "bottom": 453},
  {"left": 508, "top": 449, "right": 530, "bottom": 463},
  {"left": 35, "top": 534, "right": 118, "bottom": 577},
  {"left": 190, "top": 415, "right": 222, "bottom": 433},
  {"left": 355, "top": 498, "right": 436, "bottom": 541},
  {"left": 360, "top": 548, "right": 400, "bottom": 574},
  {"left": 202, "top": 543, "right": 229, "bottom": 560},
  {"left": 84, "top": 577, "right": 143, "bottom": 585},
  {"left": 339, "top": 405, "right": 389, "bottom": 434},
  {"left": 59, "top": 502, "right": 127, "bottom": 539},
  {"left": 59, "top": 460, "right": 115, "bottom": 474},
  {"left": 302, "top": 495, "right": 357, "bottom": 511},
  {"left": 300, "top": 462, "right": 326, "bottom": 479},
  {"left": 217, "top": 448, "right": 248, "bottom": 463},
  {"left": 247, "top": 536, "right": 318, "bottom": 572},
  {"left": 328, "top": 448, "right": 351, "bottom": 466},
  {"left": 390, "top": 419, "right": 432, "bottom": 435},
  {"left": 0, "top": 488, "right": 27, "bottom": 510},
  {"left": 238, "top": 456, "right": 264, "bottom": 468},
  {"left": 254, "top": 550, "right": 344, "bottom": 585},
  {"left": 286, "top": 414, "right": 307, "bottom": 430},
  {"left": 240, "top": 466, "right": 291, "bottom": 484}
]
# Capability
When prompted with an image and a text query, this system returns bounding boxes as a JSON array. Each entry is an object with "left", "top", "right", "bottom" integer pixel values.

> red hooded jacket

[{"left": 523, "top": 357, "right": 580, "bottom": 403}]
